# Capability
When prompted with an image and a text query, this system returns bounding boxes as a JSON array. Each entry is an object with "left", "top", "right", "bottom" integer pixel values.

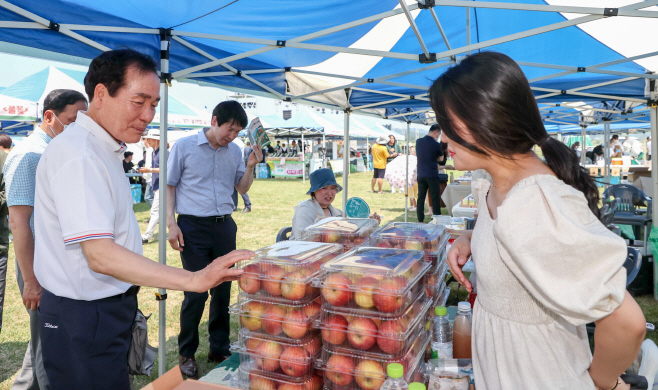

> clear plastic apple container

[
  {"left": 237, "top": 241, "right": 344, "bottom": 300},
  {"left": 230, "top": 294, "right": 323, "bottom": 340},
  {"left": 301, "top": 217, "right": 379, "bottom": 250},
  {"left": 231, "top": 328, "right": 322, "bottom": 380},
  {"left": 238, "top": 362, "right": 324, "bottom": 390},
  {"left": 314, "top": 291, "right": 431, "bottom": 355},
  {"left": 315, "top": 329, "right": 430, "bottom": 390},
  {"left": 423, "top": 241, "right": 448, "bottom": 274},
  {"left": 370, "top": 222, "right": 448, "bottom": 254},
  {"left": 314, "top": 247, "right": 430, "bottom": 317},
  {"left": 424, "top": 261, "right": 448, "bottom": 300}
]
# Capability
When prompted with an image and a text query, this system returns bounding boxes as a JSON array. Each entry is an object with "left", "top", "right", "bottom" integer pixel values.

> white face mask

[{"left": 47, "top": 114, "right": 68, "bottom": 137}]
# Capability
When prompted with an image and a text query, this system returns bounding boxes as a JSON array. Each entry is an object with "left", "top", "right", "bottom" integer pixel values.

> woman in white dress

[{"left": 431, "top": 52, "right": 646, "bottom": 390}]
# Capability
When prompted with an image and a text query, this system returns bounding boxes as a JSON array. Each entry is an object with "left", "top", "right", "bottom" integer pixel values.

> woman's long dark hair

[{"left": 429, "top": 52, "right": 600, "bottom": 216}]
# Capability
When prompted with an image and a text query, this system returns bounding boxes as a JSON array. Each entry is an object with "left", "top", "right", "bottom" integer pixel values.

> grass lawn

[{"left": 0, "top": 171, "right": 656, "bottom": 388}]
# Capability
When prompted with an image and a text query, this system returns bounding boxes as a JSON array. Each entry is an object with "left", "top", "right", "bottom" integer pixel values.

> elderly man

[
  {"left": 33, "top": 50, "right": 250, "bottom": 390},
  {"left": 5, "top": 89, "right": 87, "bottom": 390},
  {"left": 167, "top": 100, "right": 262, "bottom": 378},
  {"left": 138, "top": 129, "right": 161, "bottom": 243}
]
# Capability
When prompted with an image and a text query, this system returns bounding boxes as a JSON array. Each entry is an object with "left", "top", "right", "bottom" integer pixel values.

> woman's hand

[{"left": 447, "top": 233, "right": 473, "bottom": 292}]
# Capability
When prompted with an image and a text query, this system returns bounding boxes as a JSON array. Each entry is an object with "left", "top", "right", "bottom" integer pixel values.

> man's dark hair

[
  {"left": 429, "top": 124, "right": 441, "bottom": 133},
  {"left": 612, "top": 134, "right": 619, "bottom": 140},
  {"left": 84, "top": 49, "right": 158, "bottom": 102},
  {"left": 43, "top": 89, "right": 88, "bottom": 115},
  {"left": 211, "top": 100, "right": 248, "bottom": 128},
  {"left": 277, "top": 141, "right": 281, "bottom": 144},
  {"left": 124, "top": 151, "right": 133, "bottom": 159},
  {"left": 0, "top": 134, "right": 12, "bottom": 149}
]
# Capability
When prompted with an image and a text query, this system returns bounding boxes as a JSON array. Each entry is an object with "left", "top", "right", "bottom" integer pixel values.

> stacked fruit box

[
  {"left": 300, "top": 218, "right": 379, "bottom": 251},
  {"left": 231, "top": 241, "right": 345, "bottom": 390},
  {"left": 368, "top": 223, "right": 449, "bottom": 310},
  {"left": 313, "top": 247, "right": 432, "bottom": 390}
]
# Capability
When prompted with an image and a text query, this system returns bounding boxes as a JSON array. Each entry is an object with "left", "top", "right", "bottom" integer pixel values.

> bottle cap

[
  {"left": 387, "top": 363, "right": 404, "bottom": 378},
  {"left": 435, "top": 306, "right": 447, "bottom": 316},
  {"left": 458, "top": 301, "right": 471, "bottom": 311},
  {"left": 409, "top": 383, "right": 426, "bottom": 390}
]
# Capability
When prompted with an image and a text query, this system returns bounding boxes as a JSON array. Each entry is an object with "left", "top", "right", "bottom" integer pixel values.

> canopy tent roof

[{"left": 0, "top": 1, "right": 656, "bottom": 123}]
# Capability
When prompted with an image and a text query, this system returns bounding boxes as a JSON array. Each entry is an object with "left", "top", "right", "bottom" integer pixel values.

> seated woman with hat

[{"left": 291, "top": 168, "right": 379, "bottom": 240}]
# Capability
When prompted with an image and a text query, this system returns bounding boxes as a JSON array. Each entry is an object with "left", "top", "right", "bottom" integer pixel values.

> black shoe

[
  {"left": 208, "top": 351, "right": 229, "bottom": 364},
  {"left": 178, "top": 355, "right": 199, "bottom": 379},
  {"left": 142, "top": 238, "right": 148, "bottom": 244},
  {"left": 241, "top": 207, "right": 251, "bottom": 213}
]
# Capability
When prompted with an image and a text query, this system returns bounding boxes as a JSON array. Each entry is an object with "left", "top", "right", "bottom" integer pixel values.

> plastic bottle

[
  {"left": 381, "top": 363, "right": 408, "bottom": 390},
  {"left": 449, "top": 172, "right": 454, "bottom": 183},
  {"left": 452, "top": 302, "right": 472, "bottom": 359},
  {"left": 431, "top": 306, "right": 453, "bottom": 359},
  {"left": 408, "top": 383, "right": 426, "bottom": 390}
]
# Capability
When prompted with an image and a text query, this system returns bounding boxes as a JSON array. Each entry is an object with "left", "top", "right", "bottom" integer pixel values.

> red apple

[
  {"left": 282, "top": 309, "right": 309, "bottom": 339},
  {"left": 304, "top": 336, "right": 321, "bottom": 356},
  {"left": 354, "top": 277, "right": 379, "bottom": 309},
  {"left": 279, "top": 384, "right": 304, "bottom": 390},
  {"left": 263, "top": 265, "right": 286, "bottom": 296},
  {"left": 241, "top": 301, "right": 266, "bottom": 331},
  {"left": 262, "top": 305, "right": 286, "bottom": 335},
  {"left": 323, "top": 231, "right": 342, "bottom": 243},
  {"left": 303, "top": 301, "right": 321, "bottom": 318},
  {"left": 373, "top": 277, "right": 407, "bottom": 313},
  {"left": 246, "top": 338, "right": 263, "bottom": 361},
  {"left": 281, "top": 271, "right": 307, "bottom": 300},
  {"left": 355, "top": 360, "right": 385, "bottom": 390},
  {"left": 321, "top": 273, "right": 352, "bottom": 307},
  {"left": 321, "top": 315, "right": 348, "bottom": 345},
  {"left": 308, "top": 260, "right": 324, "bottom": 272},
  {"left": 304, "top": 375, "right": 323, "bottom": 390},
  {"left": 377, "top": 320, "right": 405, "bottom": 354},
  {"left": 353, "top": 237, "right": 366, "bottom": 245},
  {"left": 326, "top": 354, "right": 354, "bottom": 386},
  {"left": 376, "top": 241, "right": 393, "bottom": 248},
  {"left": 254, "top": 341, "right": 283, "bottom": 372},
  {"left": 250, "top": 377, "right": 277, "bottom": 390},
  {"left": 347, "top": 317, "right": 378, "bottom": 350},
  {"left": 239, "top": 264, "right": 262, "bottom": 294},
  {"left": 280, "top": 346, "right": 311, "bottom": 377}
]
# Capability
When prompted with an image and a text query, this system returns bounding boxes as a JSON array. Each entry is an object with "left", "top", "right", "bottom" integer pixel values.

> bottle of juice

[{"left": 452, "top": 301, "right": 472, "bottom": 359}]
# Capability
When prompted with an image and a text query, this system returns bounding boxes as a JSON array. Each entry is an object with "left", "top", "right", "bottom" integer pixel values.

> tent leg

[
  {"left": 366, "top": 136, "right": 369, "bottom": 172},
  {"left": 580, "top": 125, "right": 587, "bottom": 165},
  {"left": 322, "top": 134, "right": 326, "bottom": 168},
  {"left": 343, "top": 111, "right": 349, "bottom": 210},
  {"left": 405, "top": 122, "right": 410, "bottom": 222},
  {"left": 604, "top": 122, "right": 611, "bottom": 188},
  {"left": 157, "top": 35, "right": 170, "bottom": 377},
  {"left": 302, "top": 132, "right": 305, "bottom": 184},
  {"left": 649, "top": 81, "right": 657, "bottom": 300}
]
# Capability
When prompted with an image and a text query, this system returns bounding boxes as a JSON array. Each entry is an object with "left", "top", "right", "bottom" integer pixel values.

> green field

[{"left": 0, "top": 171, "right": 656, "bottom": 389}]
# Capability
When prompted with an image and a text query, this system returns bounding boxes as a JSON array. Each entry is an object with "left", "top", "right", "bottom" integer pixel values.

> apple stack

[
  {"left": 313, "top": 247, "right": 432, "bottom": 390},
  {"left": 300, "top": 217, "right": 379, "bottom": 251},
  {"left": 231, "top": 241, "right": 344, "bottom": 390},
  {"left": 368, "top": 223, "right": 449, "bottom": 309}
]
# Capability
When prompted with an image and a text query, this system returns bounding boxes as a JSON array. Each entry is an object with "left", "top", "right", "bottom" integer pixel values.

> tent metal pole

[
  {"left": 398, "top": 0, "right": 430, "bottom": 59},
  {"left": 343, "top": 110, "right": 350, "bottom": 210},
  {"left": 650, "top": 79, "right": 658, "bottom": 300},
  {"left": 532, "top": 87, "right": 647, "bottom": 103},
  {"left": 429, "top": 8, "right": 452, "bottom": 51},
  {"left": 405, "top": 121, "right": 410, "bottom": 222},
  {"left": 432, "top": 0, "right": 658, "bottom": 17},
  {"left": 604, "top": 121, "right": 611, "bottom": 187},
  {"left": 157, "top": 31, "right": 171, "bottom": 377},
  {"left": 466, "top": 6, "right": 471, "bottom": 55},
  {"left": 302, "top": 132, "right": 305, "bottom": 184},
  {"left": 322, "top": 133, "right": 326, "bottom": 168},
  {"left": 580, "top": 125, "right": 587, "bottom": 165}
]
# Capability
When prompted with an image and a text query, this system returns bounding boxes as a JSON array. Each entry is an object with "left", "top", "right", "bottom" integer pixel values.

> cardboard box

[{"left": 140, "top": 366, "right": 233, "bottom": 390}]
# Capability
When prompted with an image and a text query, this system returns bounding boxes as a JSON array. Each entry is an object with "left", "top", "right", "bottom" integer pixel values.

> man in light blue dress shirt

[{"left": 167, "top": 100, "right": 262, "bottom": 378}]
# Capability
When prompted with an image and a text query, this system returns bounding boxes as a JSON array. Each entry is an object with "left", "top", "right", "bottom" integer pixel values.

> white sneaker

[
  {"left": 391, "top": 188, "right": 396, "bottom": 193},
  {"left": 408, "top": 207, "right": 417, "bottom": 212}
]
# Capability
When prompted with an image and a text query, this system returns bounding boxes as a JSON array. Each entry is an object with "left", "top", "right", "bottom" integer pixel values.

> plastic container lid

[
  {"left": 435, "top": 306, "right": 447, "bottom": 316},
  {"left": 387, "top": 363, "right": 404, "bottom": 378},
  {"left": 409, "top": 383, "right": 426, "bottom": 390},
  {"left": 458, "top": 301, "right": 471, "bottom": 311},
  {"left": 304, "top": 217, "right": 378, "bottom": 236},
  {"left": 371, "top": 222, "right": 448, "bottom": 252}
]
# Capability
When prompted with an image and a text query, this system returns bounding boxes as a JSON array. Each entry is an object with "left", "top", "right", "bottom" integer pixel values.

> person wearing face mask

[
  {"left": 166, "top": 100, "right": 262, "bottom": 378},
  {"left": 4, "top": 89, "right": 87, "bottom": 390}
]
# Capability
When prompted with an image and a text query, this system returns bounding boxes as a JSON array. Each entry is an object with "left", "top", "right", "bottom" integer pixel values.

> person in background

[
  {"left": 275, "top": 140, "right": 281, "bottom": 151},
  {"left": 610, "top": 138, "right": 623, "bottom": 158},
  {"left": 386, "top": 135, "right": 401, "bottom": 192},
  {"left": 586, "top": 145, "right": 604, "bottom": 164},
  {"left": 142, "top": 134, "right": 154, "bottom": 207},
  {"left": 371, "top": 136, "right": 390, "bottom": 194},
  {"left": 0, "top": 134, "right": 10, "bottom": 339},
  {"left": 137, "top": 150, "right": 147, "bottom": 201},
  {"left": 167, "top": 100, "right": 262, "bottom": 378},
  {"left": 267, "top": 144, "right": 275, "bottom": 155},
  {"left": 313, "top": 138, "right": 323, "bottom": 158},
  {"left": 415, "top": 124, "right": 444, "bottom": 221},
  {"left": 5, "top": 89, "right": 87, "bottom": 390},
  {"left": 647, "top": 136, "right": 651, "bottom": 161},
  {"left": 138, "top": 130, "right": 161, "bottom": 244},
  {"left": 291, "top": 140, "right": 298, "bottom": 153},
  {"left": 571, "top": 141, "right": 581, "bottom": 158},
  {"left": 123, "top": 151, "right": 139, "bottom": 185},
  {"left": 438, "top": 51, "right": 645, "bottom": 390},
  {"left": 281, "top": 142, "right": 288, "bottom": 154}
]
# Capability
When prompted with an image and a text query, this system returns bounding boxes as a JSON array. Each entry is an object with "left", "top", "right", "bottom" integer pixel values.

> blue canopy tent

[{"left": 1, "top": 0, "right": 657, "bottom": 370}]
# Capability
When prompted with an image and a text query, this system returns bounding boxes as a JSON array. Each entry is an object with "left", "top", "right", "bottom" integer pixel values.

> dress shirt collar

[
  {"left": 198, "top": 128, "right": 228, "bottom": 150},
  {"left": 76, "top": 111, "right": 127, "bottom": 156},
  {"left": 33, "top": 127, "right": 53, "bottom": 144}
]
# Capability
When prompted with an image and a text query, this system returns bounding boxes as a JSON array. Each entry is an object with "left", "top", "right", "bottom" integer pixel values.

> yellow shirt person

[{"left": 372, "top": 142, "right": 390, "bottom": 169}]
